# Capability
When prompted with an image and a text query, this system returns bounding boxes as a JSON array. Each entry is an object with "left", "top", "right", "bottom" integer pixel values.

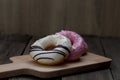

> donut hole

[{"left": 45, "top": 45, "right": 56, "bottom": 50}]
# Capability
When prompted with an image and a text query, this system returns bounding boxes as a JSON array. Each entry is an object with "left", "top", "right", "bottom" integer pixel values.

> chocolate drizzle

[
  {"left": 30, "top": 46, "right": 43, "bottom": 52},
  {"left": 56, "top": 45, "right": 71, "bottom": 53},
  {"left": 33, "top": 50, "right": 66, "bottom": 59},
  {"left": 30, "top": 45, "right": 70, "bottom": 63}
]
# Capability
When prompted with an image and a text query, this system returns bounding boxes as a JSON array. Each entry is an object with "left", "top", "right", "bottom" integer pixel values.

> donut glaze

[
  {"left": 56, "top": 30, "right": 88, "bottom": 61},
  {"left": 30, "top": 34, "right": 72, "bottom": 65}
]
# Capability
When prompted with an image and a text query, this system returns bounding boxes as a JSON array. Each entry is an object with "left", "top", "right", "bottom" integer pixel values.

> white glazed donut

[{"left": 30, "top": 34, "right": 72, "bottom": 65}]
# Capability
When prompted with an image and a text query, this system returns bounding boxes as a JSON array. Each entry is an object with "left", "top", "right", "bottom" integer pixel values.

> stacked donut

[{"left": 30, "top": 30, "right": 88, "bottom": 65}]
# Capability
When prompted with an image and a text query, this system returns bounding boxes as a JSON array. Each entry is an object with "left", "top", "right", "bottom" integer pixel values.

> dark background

[{"left": 0, "top": 0, "right": 120, "bottom": 37}]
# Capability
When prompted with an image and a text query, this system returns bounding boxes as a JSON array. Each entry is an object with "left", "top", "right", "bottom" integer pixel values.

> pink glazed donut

[{"left": 56, "top": 30, "right": 88, "bottom": 61}]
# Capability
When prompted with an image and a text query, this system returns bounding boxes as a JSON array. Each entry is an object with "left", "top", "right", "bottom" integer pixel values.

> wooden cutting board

[{"left": 0, "top": 52, "right": 112, "bottom": 78}]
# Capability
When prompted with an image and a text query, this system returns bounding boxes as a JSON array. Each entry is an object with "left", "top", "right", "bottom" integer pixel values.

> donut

[
  {"left": 56, "top": 30, "right": 88, "bottom": 61},
  {"left": 30, "top": 34, "right": 72, "bottom": 65}
]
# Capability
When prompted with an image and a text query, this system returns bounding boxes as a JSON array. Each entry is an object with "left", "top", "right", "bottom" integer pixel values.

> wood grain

[
  {"left": 0, "top": 52, "right": 111, "bottom": 79},
  {"left": 0, "top": 0, "right": 65, "bottom": 36},
  {"left": 101, "top": 37, "right": 120, "bottom": 80},
  {"left": 62, "top": 36, "right": 113, "bottom": 80},
  {"left": 0, "top": 35, "right": 113, "bottom": 80},
  {"left": 100, "top": 0, "right": 120, "bottom": 37},
  {"left": 0, "top": 0, "right": 120, "bottom": 37},
  {"left": 0, "top": 34, "right": 31, "bottom": 64},
  {"left": 8, "top": 36, "right": 61, "bottom": 80},
  {"left": 0, "top": 34, "right": 31, "bottom": 80},
  {"left": 65, "top": 0, "right": 99, "bottom": 36}
]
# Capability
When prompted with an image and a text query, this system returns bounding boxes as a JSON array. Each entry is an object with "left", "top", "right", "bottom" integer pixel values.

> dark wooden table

[{"left": 0, "top": 34, "right": 119, "bottom": 80}]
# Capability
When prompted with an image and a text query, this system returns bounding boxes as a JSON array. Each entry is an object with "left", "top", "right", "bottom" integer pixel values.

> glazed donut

[
  {"left": 56, "top": 30, "right": 88, "bottom": 61},
  {"left": 30, "top": 34, "right": 72, "bottom": 65}
]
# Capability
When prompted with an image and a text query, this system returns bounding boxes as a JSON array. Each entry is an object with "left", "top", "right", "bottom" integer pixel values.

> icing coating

[
  {"left": 30, "top": 34, "right": 72, "bottom": 65},
  {"left": 57, "top": 30, "right": 88, "bottom": 61}
]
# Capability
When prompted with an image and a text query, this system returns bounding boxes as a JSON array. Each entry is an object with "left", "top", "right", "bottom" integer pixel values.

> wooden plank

[
  {"left": 5, "top": 34, "right": 31, "bottom": 57},
  {"left": 100, "top": 0, "right": 120, "bottom": 37},
  {"left": 62, "top": 36, "right": 113, "bottom": 80},
  {"left": 0, "top": 34, "right": 31, "bottom": 64},
  {"left": 0, "top": 36, "right": 12, "bottom": 64},
  {"left": 65, "top": 0, "right": 100, "bottom": 36},
  {"left": 9, "top": 36, "right": 61, "bottom": 80},
  {"left": 23, "top": 36, "right": 40, "bottom": 55},
  {"left": 0, "top": 35, "right": 113, "bottom": 80},
  {"left": 0, "top": 0, "right": 65, "bottom": 35},
  {"left": 0, "top": 34, "right": 31, "bottom": 80},
  {"left": 8, "top": 36, "right": 41, "bottom": 80},
  {"left": 0, "top": 0, "right": 120, "bottom": 37},
  {"left": 101, "top": 37, "right": 120, "bottom": 80},
  {"left": 9, "top": 76, "right": 61, "bottom": 80},
  {"left": 0, "top": 52, "right": 111, "bottom": 78},
  {"left": 9, "top": 76, "right": 60, "bottom": 80}
]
